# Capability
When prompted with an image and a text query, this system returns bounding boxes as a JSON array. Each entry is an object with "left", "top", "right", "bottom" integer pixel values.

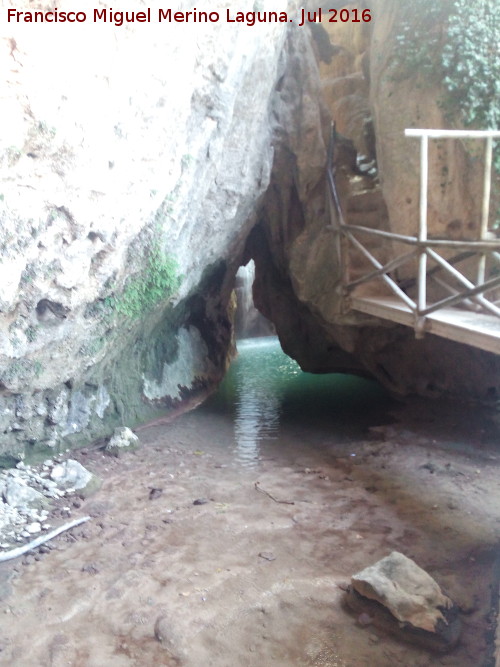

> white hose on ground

[{"left": 0, "top": 515, "right": 91, "bottom": 562}]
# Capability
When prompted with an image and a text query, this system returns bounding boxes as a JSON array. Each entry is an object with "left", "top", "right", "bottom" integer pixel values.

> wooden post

[
  {"left": 416, "top": 134, "right": 428, "bottom": 336},
  {"left": 478, "top": 136, "right": 493, "bottom": 284}
]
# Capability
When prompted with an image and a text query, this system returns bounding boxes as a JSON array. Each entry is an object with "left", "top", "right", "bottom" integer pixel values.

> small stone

[
  {"left": 369, "top": 634, "right": 380, "bottom": 644},
  {"left": 258, "top": 552, "right": 276, "bottom": 561},
  {"left": 25, "top": 522, "right": 41, "bottom": 535},
  {"left": 51, "top": 459, "right": 99, "bottom": 497},
  {"left": 4, "top": 478, "right": 48, "bottom": 510},
  {"left": 149, "top": 488, "right": 163, "bottom": 500},
  {"left": 105, "top": 427, "right": 140, "bottom": 458},
  {"left": 154, "top": 616, "right": 169, "bottom": 641},
  {"left": 193, "top": 498, "right": 209, "bottom": 506}
]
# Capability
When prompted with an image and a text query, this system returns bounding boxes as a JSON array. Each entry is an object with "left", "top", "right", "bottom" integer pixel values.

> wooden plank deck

[{"left": 351, "top": 295, "right": 500, "bottom": 355}]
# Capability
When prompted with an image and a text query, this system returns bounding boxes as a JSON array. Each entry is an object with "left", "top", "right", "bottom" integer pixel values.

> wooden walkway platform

[
  {"left": 326, "top": 127, "right": 500, "bottom": 356},
  {"left": 351, "top": 295, "right": 500, "bottom": 355}
]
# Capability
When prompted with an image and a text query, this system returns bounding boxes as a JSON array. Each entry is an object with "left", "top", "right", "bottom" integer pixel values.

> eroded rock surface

[{"left": 0, "top": 1, "right": 291, "bottom": 459}]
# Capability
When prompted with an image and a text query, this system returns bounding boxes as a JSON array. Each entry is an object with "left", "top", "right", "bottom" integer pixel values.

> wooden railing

[{"left": 327, "top": 126, "right": 500, "bottom": 336}]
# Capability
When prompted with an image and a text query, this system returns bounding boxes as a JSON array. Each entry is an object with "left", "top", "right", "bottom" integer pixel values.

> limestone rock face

[
  {"left": 0, "top": 1, "right": 290, "bottom": 459},
  {"left": 370, "top": 0, "right": 486, "bottom": 248},
  {"left": 250, "top": 25, "right": 368, "bottom": 376}
]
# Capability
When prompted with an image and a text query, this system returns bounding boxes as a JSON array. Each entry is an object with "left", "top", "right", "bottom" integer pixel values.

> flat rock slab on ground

[{"left": 347, "top": 551, "right": 461, "bottom": 652}]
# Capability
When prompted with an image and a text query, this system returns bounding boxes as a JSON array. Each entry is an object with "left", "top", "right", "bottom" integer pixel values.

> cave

[{"left": 1, "top": 1, "right": 500, "bottom": 664}]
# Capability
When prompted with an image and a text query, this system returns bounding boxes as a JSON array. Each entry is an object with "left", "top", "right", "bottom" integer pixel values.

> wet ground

[{"left": 0, "top": 337, "right": 499, "bottom": 666}]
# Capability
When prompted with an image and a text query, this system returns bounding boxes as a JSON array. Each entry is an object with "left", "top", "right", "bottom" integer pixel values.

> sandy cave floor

[{"left": 0, "top": 399, "right": 500, "bottom": 666}]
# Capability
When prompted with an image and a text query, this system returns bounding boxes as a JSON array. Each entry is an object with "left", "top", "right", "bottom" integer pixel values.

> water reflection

[
  {"left": 203, "top": 336, "right": 391, "bottom": 466},
  {"left": 234, "top": 390, "right": 280, "bottom": 462},
  {"left": 233, "top": 338, "right": 292, "bottom": 462}
]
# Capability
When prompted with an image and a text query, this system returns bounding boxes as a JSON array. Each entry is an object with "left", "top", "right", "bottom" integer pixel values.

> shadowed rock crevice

[{"left": 247, "top": 223, "right": 365, "bottom": 376}]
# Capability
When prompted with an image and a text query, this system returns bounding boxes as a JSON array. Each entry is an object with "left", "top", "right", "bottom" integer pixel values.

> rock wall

[
  {"left": 0, "top": 0, "right": 290, "bottom": 462},
  {"left": 249, "top": 2, "right": 500, "bottom": 401},
  {"left": 370, "top": 0, "right": 486, "bottom": 242}
]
